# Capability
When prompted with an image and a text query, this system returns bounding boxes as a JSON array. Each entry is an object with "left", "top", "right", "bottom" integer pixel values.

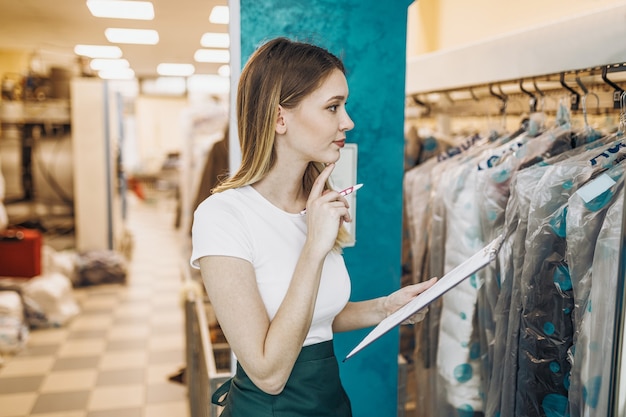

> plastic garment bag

[{"left": 567, "top": 162, "right": 624, "bottom": 417}]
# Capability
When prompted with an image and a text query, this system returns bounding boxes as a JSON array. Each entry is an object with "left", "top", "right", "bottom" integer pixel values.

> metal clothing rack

[{"left": 406, "top": 64, "right": 626, "bottom": 122}]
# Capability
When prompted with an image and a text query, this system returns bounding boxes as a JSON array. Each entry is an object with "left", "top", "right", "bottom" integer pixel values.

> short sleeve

[{"left": 190, "top": 194, "right": 253, "bottom": 268}]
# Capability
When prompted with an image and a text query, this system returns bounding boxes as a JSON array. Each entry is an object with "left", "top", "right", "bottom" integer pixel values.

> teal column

[{"left": 239, "top": 2, "right": 412, "bottom": 416}]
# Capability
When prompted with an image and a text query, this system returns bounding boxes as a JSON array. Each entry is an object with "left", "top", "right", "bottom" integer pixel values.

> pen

[
  {"left": 338, "top": 183, "right": 363, "bottom": 197},
  {"left": 300, "top": 183, "right": 363, "bottom": 215}
]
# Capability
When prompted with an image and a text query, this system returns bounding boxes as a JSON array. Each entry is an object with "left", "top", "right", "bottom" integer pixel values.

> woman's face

[{"left": 280, "top": 69, "right": 355, "bottom": 164}]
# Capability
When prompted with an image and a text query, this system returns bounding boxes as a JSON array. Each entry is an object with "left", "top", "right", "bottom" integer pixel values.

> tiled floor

[{"left": 0, "top": 195, "right": 190, "bottom": 417}]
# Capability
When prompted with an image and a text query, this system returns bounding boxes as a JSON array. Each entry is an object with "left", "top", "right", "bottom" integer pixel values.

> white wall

[
  {"left": 134, "top": 95, "right": 188, "bottom": 174},
  {"left": 406, "top": 1, "right": 626, "bottom": 93},
  {"left": 408, "top": 0, "right": 626, "bottom": 56}
]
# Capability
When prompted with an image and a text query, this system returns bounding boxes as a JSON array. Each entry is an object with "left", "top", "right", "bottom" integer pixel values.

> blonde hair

[{"left": 214, "top": 37, "right": 352, "bottom": 249}]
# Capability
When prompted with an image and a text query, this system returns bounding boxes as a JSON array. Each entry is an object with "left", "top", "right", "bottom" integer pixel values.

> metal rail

[{"left": 182, "top": 262, "right": 231, "bottom": 417}]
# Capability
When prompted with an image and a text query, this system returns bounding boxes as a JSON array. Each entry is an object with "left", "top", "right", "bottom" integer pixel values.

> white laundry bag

[
  {"left": 0, "top": 290, "right": 28, "bottom": 354},
  {"left": 22, "top": 272, "right": 80, "bottom": 327}
]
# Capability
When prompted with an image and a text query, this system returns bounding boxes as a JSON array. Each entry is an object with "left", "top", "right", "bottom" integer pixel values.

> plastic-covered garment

[
  {"left": 576, "top": 185, "right": 623, "bottom": 417},
  {"left": 432, "top": 129, "right": 528, "bottom": 412},
  {"left": 427, "top": 134, "right": 495, "bottom": 285},
  {"left": 488, "top": 133, "right": 610, "bottom": 417},
  {"left": 514, "top": 169, "right": 584, "bottom": 417},
  {"left": 403, "top": 156, "right": 443, "bottom": 417},
  {"left": 404, "top": 133, "right": 490, "bottom": 417},
  {"left": 566, "top": 150, "right": 625, "bottom": 335},
  {"left": 486, "top": 162, "right": 549, "bottom": 417},
  {"left": 512, "top": 139, "right": 625, "bottom": 417},
  {"left": 404, "top": 157, "right": 438, "bottom": 285},
  {"left": 437, "top": 157, "right": 486, "bottom": 414},
  {"left": 475, "top": 126, "right": 577, "bottom": 401},
  {"left": 566, "top": 162, "right": 624, "bottom": 417},
  {"left": 427, "top": 135, "right": 501, "bottom": 414}
]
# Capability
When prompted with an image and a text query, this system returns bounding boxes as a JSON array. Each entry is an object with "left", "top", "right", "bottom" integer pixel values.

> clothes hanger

[
  {"left": 560, "top": 72, "right": 581, "bottom": 111},
  {"left": 412, "top": 95, "right": 431, "bottom": 117},
  {"left": 468, "top": 87, "right": 480, "bottom": 102},
  {"left": 532, "top": 77, "right": 551, "bottom": 113},
  {"left": 601, "top": 65, "right": 625, "bottom": 110},
  {"left": 575, "top": 73, "right": 600, "bottom": 132},
  {"left": 519, "top": 79, "right": 538, "bottom": 113},
  {"left": 489, "top": 83, "right": 507, "bottom": 115},
  {"left": 488, "top": 84, "right": 509, "bottom": 132}
]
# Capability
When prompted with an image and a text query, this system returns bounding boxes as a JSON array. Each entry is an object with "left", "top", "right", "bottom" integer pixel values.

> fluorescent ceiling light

[
  {"left": 90, "top": 58, "right": 130, "bottom": 71},
  {"left": 74, "top": 44, "right": 123, "bottom": 58},
  {"left": 209, "top": 6, "right": 229, "bottom": 24},
  {"left": 99, "top": 68, "right": 136, "bottom": 80},
  {"left": 86, "top": 0, "right": 154, "bottom": 20},
  {"left": 200, "top": 33, "right": 229, "bottom": 48},
  {"left": 194, "top": 49, "right": 230, "bottom": 63},
  {"left": 157, "top": 63, "right": 195, "bottom": 77},
  {"left": 105, "top": 28, "right": 159, "bottom": 45},
  {"left": 218, "top": 64, "right": 230, "bottom": 77}
]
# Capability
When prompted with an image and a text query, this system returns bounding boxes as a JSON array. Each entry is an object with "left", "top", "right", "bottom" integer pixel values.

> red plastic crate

[{"left": 0, "top": 228, "right": 42, "bottom": 278}]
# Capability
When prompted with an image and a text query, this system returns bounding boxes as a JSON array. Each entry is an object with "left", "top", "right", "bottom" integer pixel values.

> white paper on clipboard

[{"left": 344, "top": 234, "right": 504, "bottom": 361}]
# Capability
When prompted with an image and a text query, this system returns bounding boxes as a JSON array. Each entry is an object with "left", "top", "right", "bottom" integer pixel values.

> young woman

[{"left": 190, "top": 37, "right": 436, "bottom": 417}]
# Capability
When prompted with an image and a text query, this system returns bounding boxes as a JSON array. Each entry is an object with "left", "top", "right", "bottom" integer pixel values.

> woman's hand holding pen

[
  {"left": 304, "top": 163, "right": 351, "bottom": 256},
  {"left": 382, "top": 277, "right": 438, "bottom": 324}
]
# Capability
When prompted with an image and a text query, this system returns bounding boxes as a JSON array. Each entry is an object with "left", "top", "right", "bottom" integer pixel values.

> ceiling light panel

[
  {"left": 105, "top": 28, "right": 159, "bottom": 45},
  {"left": 74, "top": 44, "right": 123, "bottom": 58},
  {"left": 86, "top": 0, "right": 155, "bottom": 20},
  {"left": 217, "top": 64, "right": 230, "bottom": 77},
  {"left": 157, "top": 63, "right": 195, "bottom": 77},
  {"left": 209, "top": 6, "right": 229, "bottom": 24},
  {"left": 90, "top": 58, "right": 130, "bottom": 71},
  {"left": 99, "top": 68, "right": 136, "bottom": 80},
  {"left": 200, "top": 33, "right": 229, "bottom": 48},
  {"left": 194, "top": 49, "right": 230, "bottom": 63}
]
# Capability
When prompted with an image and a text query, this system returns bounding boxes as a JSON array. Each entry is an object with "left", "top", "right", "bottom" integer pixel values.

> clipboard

[{"left": 344, "top": 234, "right": 504, "bottom": 361}]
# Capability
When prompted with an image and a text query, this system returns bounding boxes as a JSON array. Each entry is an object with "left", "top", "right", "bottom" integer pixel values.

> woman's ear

[{"left": 275, "top": 105, "right": 287, "bottom": 135}]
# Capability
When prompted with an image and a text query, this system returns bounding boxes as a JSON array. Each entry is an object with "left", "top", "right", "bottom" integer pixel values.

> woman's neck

[{"left": 252, "top": 164, "right": 308, "bottom": 214}]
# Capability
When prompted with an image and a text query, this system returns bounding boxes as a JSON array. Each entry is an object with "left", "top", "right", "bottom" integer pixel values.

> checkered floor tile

[{"left": 0, "top": 196, "right": 190, "bottom": 417}]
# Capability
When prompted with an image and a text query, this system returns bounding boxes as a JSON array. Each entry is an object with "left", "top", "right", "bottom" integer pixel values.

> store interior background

[
  {"left": 2, "top": 0, "right": 622, "bottom": 244},
  {"left": 0, "top": 0, "right": 625, "bottom": 417}
]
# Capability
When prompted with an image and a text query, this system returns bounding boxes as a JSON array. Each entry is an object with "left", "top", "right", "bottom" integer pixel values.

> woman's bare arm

[
  {"left": 199, "top": 247, "right": 327, "bottom": 395},
  {"left": 332, "top": 278, "right": 437, "bottom": 332}
]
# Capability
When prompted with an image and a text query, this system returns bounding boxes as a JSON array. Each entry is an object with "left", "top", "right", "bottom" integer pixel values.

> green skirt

[{"left": 212, "top": 340, "right": 352, "bottom": 417}]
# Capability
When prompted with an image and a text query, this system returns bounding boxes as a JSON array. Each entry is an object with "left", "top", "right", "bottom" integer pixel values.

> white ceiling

[{"left": 0, "top": 0, "right": 230, "bottom": 79}]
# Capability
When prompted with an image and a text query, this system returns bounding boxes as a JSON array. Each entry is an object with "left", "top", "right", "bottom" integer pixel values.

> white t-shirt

[{"left": 190, "top": 185, "right": 351, "bottom": 346}]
